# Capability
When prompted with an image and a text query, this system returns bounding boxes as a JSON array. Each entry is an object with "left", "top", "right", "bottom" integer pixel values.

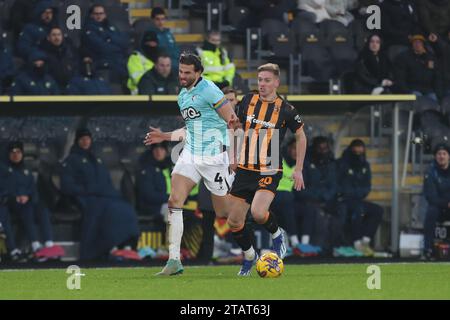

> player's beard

[{"left": 179, "top": 76, "right": 197, "bottom": 88}]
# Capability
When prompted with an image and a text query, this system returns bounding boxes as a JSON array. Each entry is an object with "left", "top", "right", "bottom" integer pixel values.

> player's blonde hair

[{"left": 257, "top": 63, "right": 280, "bottom": 77}]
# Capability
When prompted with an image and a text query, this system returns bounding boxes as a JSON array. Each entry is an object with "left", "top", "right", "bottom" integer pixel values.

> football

[{"left": 256, "top": 252, "right": 284, "bottom": 278}]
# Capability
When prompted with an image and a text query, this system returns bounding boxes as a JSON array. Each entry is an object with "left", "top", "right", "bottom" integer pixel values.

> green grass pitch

[{"left": 1, "top": 263, "right": 449, "bottom": 299}]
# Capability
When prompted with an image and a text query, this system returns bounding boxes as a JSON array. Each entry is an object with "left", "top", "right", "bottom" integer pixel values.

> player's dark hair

[
  {"left": 179, "top": 53, "right": 204, "bottom": 73},
  {"left": 151, "top": 7, "right": 166, "bottom": 19}
]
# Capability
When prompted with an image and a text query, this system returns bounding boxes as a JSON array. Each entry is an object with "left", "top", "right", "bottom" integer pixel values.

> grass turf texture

[{"left": 0, "top": 263, "right": 449, "bottom": 299}]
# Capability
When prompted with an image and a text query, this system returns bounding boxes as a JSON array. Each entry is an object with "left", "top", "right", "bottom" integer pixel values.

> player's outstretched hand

[
  {"left": 144, "top": 126, "right": 165, "bottom": 145},
  {"left": 292, "top": 170, "right": 305, "bottom": 191},
  {"left": 228, "top": 114, "right": 241, "bottom": 130}
]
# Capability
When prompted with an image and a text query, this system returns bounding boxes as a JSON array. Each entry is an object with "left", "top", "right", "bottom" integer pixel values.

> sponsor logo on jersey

[
  {"left": 246, "top": 114, "right": 276, "bottom": 128},
  {"left": 181, "top": 107, "right": 201, "bottom": 120}
]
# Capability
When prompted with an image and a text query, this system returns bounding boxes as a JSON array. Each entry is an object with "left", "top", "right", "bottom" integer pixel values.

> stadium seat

[
  {"left": 266, "top": 32, "right": 295, "bottom": 66},
  {"left": 416, "top": 109, "right": 450, "bottom": 153},
  {"left": 321, "top": 20, "right": 357, "bottom": 78},
  {"left": 260, "top": 18, "right": 293, "bottom": 63},
  {"left": 441, "top": 96, "right": 450, "bottom": 116},
  {"left": 0, "top": 0, "right": 15, "bottom": 30},
  {"left": 414, "top": 96, "right": 440, "bottom": 113},
  {"left": 227, "top": 5, "right": 249, "bottom": 31},
  {"left": 292, "top": 24, "right": 333, "bottom": 82},
  {"left": 351, "top": 18, "right": 370, "bottom": 52},
  {"left": 106, "top": 5, "right": 132, "bottom": 34}
]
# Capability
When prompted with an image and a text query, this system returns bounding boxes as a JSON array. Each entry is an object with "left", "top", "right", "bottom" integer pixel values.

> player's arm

[
  {"left": 286, "top": 105, "right": 306, "bottom": 191},
  {"left": 143, "top": 126, "right": 186, "bottom": 145},
  {"left": 215, "top": 101, "right": 240, "bottom": 130},
  {"left": 293, "top": 127, "right": 307, "bottom": 191}
]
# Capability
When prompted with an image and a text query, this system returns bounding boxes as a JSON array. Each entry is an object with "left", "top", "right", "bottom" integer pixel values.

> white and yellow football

[{"left": 256, "top": 252, "right": 284, "bottom": 278}]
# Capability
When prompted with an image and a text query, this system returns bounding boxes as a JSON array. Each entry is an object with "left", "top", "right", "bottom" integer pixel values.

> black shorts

[{"left": 229, "top": 168, "right": 282, "bottom": 204}]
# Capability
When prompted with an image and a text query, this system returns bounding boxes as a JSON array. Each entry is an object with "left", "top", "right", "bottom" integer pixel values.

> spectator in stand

[
  {"left": 196, "top": 30, "right": 235, "bottom": 89},
  {"left": 294, "top": 136, "right": 337, "bottom": 256},
  {"left": 380, "top": 0, "right": 421, "bottom": 60},
  {"left": 353, "top": 33, "right": 396, "bottom": 94},
  {"left": 335, "top": 139, "right": 383, "bottom": 257},
  {"left": 325, "top": 0, "right": 358, "bottom": 27},
  {"left": 66, "top": 57, "right": 113, "bottom": 95},
  {"left": 81, "top": 4, "right": 130, "bottom": 80},
  {"left": 0, "top": 38, "right": 15, "bottom": 94},
  {"left": 428, "top": 30, "right": 450, "bottom": 98},
  {"left": 297, "top": 0, "right": 330, "bottom": 23},
  {"left": 138, "top": 53, "right": 179, "bottom": 95},
  {"left": 221, "top": 87, "right": 238, "bottom": 111},
  {"left": 39, "top": 27, "right": 79, "bottom": 89},
  {"left": 422, "top": 144, "right": 450, "bottom": 260},
  {"left": 60, "top": 129, "right": 140, "bottom": 261},
  {"left": 0, "top": 161, "right": 28, "bottom": 262},
  {"left": 418, "top": 0, "right": 450, "bottom": 39},
  {"left": 8, "top": 0, "right": 43, "bottom": 41},
  {"left": 11, "top": 50, "right": 59, "bottom": 95},
  {"left": 127, "top": 31, "right": 160, "bottom": 95},
  {"left": 136, "top": 142, "right": 171, "bottom": 219},
  {"left": 148, "top": 7, "right": 180, "bottom": 71},
  {"left": 3, "top": 141, "right": 65, "bottom": 262},
  {"left": 16, "top": 0, "right": 56, "bottom": 60},
  {"left": 394, "top": 34, "right": 440, "bottom": 101}
]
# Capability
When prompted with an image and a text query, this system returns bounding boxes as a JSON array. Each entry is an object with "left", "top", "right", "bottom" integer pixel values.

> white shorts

[{"left": 172, "top": 149, "right": 234, "bottom": 196}]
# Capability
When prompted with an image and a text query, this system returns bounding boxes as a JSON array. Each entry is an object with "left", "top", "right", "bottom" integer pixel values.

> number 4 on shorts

[{"left": 214, "top": 173, "right": 223, "bottom": 183}]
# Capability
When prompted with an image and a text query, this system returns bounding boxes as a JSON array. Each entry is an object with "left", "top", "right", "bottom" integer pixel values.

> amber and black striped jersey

[{"left": 236, "top": 93, "right": 304, "bottom": 172}]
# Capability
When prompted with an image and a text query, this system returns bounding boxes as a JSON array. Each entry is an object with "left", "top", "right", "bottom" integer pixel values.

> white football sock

[
  {"left": 243, "top": 246, "right": 256, "bottom": 261},
  {"left": 168, "top": 207, "right": 183, "bottom": 261}
]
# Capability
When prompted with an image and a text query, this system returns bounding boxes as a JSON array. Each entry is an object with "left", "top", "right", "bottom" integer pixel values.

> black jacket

[
  {"left": 424, "top": 160, "right": 450, "bottom": 209},
  {"left": 138, "top": 67, "right": 179, "bottom": 95},
  {"left": 380, "top": 0, "right": 421, "bottom": 47},
  {"left": 39, "top": 39, "right": 79, "bottom": 88},
  {"left": 354, "top": 48, "right": 394, "bottom": 93},
  {"left": 394, "top": 49, "right": 440, "bottom": 95},
  {"left": 337, "top": 147, "right": 372, "bottom": 201}
]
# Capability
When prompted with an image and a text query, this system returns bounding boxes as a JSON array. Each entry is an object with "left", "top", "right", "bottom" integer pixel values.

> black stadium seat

[{"left": 227, "top": 5, "right": 249, "bottom": 31}]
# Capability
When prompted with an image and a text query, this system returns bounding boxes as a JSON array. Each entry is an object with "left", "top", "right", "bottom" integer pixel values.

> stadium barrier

[{"left": 0, "top": 94, "right": 416, "bottom": 253}]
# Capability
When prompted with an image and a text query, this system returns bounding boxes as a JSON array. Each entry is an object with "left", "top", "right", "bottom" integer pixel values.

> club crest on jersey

[{"left": 181, "top": 107, "right": 201, "bottom": 120}]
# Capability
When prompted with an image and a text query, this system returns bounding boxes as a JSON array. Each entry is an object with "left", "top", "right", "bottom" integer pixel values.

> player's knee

[
  {"left": 227, "top": 217, "right": 244, "bottom": 231},
  {"left": 250, "top": 206, "right": 266, "bottom": 224}
]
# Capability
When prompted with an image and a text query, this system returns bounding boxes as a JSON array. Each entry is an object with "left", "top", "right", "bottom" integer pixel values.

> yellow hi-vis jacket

[
  {"left": 277, "top": 159, "right": 295, "bottom": 192},
  {"left": 197, "top": 47, "right": 235, "bottom": 85},
  {"left": 127, "top": 51, "right": 154, "bottom": 94}
]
